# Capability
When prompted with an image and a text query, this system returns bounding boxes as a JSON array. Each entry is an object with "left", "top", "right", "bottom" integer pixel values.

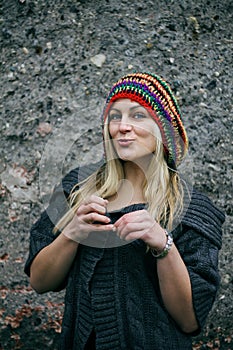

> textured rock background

[{"left": 0, "top": 0, "right": 232, "bottom": 349}]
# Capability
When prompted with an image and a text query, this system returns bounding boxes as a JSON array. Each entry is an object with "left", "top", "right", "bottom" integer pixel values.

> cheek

[
  {"left": 108, "top": 123, "right": 118, "bottom": 138},
  {"left": 136, "top": 127, "right": 158, "bottom": 151},
  {"left": 135, "top": 125, "right": 155, "bottom": 138},
  {"left": 138, "top": 123, "right": 161, "bottom": 142},
  {"left": 153, "top": 125, "right": 162, "bottom": 142}
]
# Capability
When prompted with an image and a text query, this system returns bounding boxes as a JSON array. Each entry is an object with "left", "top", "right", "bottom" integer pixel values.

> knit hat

[{"left": 102, "top": 72, "right": 188, "bottom": 169}]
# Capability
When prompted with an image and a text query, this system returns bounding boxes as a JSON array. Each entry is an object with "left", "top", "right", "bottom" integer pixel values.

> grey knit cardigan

[{"left": 25, "top": 162, "right": 225, "bottom": 350}]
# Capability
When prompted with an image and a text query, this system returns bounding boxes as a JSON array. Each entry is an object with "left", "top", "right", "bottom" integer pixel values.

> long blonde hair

[{"left": 54, "top": 118, "right": 184, "bottom": 234}]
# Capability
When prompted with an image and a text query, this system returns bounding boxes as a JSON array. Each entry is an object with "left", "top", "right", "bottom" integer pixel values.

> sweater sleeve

[
  {"left": 175, "top": 226, "right": 221, "bottom": 334},
  {"left": 24, "top": 167, "right": 79, "bottom": 277}
]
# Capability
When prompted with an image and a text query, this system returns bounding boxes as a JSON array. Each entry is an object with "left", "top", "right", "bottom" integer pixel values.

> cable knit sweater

[{"left": 24, "top": 162, "right": 225, "bottom": 350}]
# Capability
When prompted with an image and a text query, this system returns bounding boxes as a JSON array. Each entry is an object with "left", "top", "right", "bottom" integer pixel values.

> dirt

[{"left": 0, "top": 0, "right": 232, "bottom": 349}]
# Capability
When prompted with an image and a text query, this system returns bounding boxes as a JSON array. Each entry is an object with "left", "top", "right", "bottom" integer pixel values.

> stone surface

[{"left": 0, "top": 0, "right": 232, "bottom": 349}]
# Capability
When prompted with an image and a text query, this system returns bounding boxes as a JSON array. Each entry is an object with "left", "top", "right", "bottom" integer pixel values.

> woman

[{"left": 25, "top": 72, "right": 225, "bottom": 350}]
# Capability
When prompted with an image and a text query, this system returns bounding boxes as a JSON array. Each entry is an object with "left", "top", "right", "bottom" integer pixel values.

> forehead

[{"left": 110, "top": 98, "right": 144, "bottom": 111}]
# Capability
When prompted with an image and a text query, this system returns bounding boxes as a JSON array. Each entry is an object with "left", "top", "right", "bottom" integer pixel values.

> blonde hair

[{"left": 54, "top": 119, "right": 184, "bottom": 235}]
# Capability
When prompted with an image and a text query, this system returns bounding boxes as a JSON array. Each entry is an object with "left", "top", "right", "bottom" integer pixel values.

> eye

[
  {"left": 109, "top": 113, "right": 121, "bottom": 121},
  {"left": 133, "top": 112, "right": 147, "bottom": 119}
]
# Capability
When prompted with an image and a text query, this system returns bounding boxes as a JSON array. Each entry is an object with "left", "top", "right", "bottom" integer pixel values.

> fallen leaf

[
  {"left": 0, "top": 253, "right": 9, "bottom": 262},
  {"left": 0, "top": 287, "right": 8, "bottom": 299},
  {"left": 10, "top": 333, "right": 21, "bottom": 340},
  {"left": 0, "top": 308, "right": 6, "bottom": 317}
]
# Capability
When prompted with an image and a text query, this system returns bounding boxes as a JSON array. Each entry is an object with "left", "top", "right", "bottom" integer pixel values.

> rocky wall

[{"left": 0, "top": 0, "right": 232, "bottom": 349}]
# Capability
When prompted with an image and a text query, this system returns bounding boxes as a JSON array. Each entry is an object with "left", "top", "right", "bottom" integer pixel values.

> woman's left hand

[{"left": 114, "top": 209, "right": 167, "bottom": 250}]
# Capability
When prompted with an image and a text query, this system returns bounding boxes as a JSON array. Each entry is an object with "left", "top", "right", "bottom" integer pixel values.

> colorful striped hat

[{"left": 102, "top": 72, "right": 188, "bottom": 169}]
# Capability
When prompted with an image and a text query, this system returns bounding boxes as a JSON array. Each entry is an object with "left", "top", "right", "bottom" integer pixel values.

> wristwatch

[{"left": 150, "top": 230, "right": 173, "bottom": 259}]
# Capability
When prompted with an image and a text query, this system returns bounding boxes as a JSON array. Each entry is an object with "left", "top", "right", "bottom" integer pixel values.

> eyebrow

[{"left": 109, "top": 105, "right": 145, "bottom": 113}]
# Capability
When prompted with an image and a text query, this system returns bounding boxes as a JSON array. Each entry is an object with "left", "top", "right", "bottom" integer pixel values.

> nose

[{"left": 118, "top": 116, "right": 133, "bottom": 133}]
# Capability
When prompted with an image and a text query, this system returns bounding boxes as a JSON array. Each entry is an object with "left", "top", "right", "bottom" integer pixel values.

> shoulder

[
  {"left": 184, "top": 188, "right": 225, "bottom": 223},
  {"left": 180, "top": 188, "right": 225, "bottom": 249}
]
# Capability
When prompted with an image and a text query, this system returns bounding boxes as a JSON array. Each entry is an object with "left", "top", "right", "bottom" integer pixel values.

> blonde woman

[{"left": 25, "top": 73, "right": 225, "bottom": 350}]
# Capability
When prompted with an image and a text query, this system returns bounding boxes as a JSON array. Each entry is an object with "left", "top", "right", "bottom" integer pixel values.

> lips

[{"left": 117, "top": 139, "right": 135, "bottom": 146}]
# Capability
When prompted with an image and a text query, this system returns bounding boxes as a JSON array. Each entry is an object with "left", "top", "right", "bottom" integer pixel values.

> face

[{"left": 107, "top": 99, "right": 161, "bottom": 164}]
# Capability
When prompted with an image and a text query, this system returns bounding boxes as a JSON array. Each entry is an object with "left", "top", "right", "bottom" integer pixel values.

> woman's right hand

[
  {"left": 30, "top": 195, "right": 113, "bottom": 293},
  {"left": 62, "top": 195, "right": 115, "bottom": 243}
]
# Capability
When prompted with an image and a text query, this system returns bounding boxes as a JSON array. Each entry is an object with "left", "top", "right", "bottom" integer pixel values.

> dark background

[{"left": 0, "top": 0, "right": 232, "bottom": 349}]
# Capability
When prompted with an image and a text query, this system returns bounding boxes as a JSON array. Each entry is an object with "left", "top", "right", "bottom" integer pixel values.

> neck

[
  {"left": 105, "top": 158, "right": 150, "bottom": 209},
  {"left": 123, "top": 161, "right": 147, "bottom": 186},
  {"left": 123, "top": 153, "right": 153, "bottom": 180}
]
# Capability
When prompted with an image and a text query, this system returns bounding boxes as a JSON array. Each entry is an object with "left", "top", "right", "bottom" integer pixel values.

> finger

[
  {"left": 79, "top": 219, "right": 115, "bottom": 232},
  {"left": 123, "top": 229, "right": 148, "bottom": 242},
  {"left": 84, "top": 212, "right": 111, "bottom": 224},
  {"left": 114, "top": 210, "right": 148, "bottom": 228},
  {"left": 117, "top": 222, "right": 147, "bottom": 240},
  {"left": 83, "top": 195, "right": 108, "bottom": 207},
  {"left": 77, "top": 202, "right": 107, "bottom": 215},
  {"left": 91, "top": 223, "right": 116, "bottom": 232}
]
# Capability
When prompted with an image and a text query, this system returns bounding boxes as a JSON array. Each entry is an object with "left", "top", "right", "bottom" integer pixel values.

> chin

[{"left": 116, "top": 152, "right": 136, "bottom": 162}]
